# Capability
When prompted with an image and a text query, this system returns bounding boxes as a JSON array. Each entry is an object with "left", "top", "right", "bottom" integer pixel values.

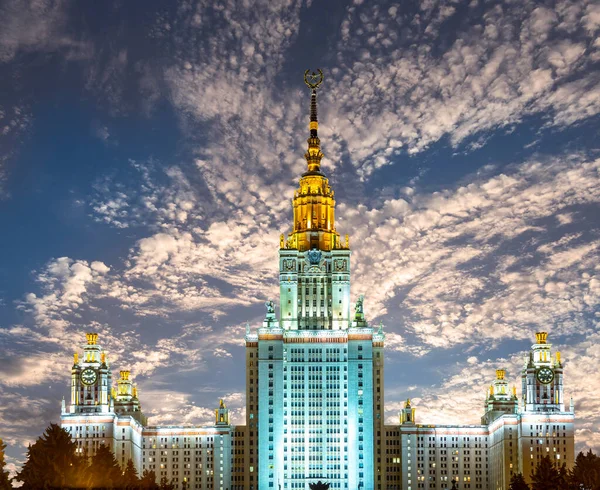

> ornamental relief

[
  {"left": 334, "top": 259, "right": 347, "bottom": 271},
  {"left": 282, "top": 259, "right": 296, "bottom": 271}
]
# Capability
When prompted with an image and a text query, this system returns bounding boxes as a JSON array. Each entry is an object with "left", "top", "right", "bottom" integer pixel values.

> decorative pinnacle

[
  {"left": 304, "top": 69, "right": 324, "bottom": 90},
  {"left": 304, "top": 69, "right": 324, "bottom": 174}
]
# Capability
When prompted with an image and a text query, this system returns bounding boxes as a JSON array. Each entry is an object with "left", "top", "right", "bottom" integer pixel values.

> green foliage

[
  {"left": 89, "top": 443, "right": 124, "bottom": 489},
  {"left": 159, "top": 476, "right": 175, "bottom": 490},
  {"left": 509, "top": 473, "right": 530, "bottom": 490},
  {"left": 122, "top": 459, "right": 139, "bottom": 489},
  {"left": 531, "top": 455, "right": 562, "bottom": 490},
  {"left": 571, "top": 450, "right": 600, "bottom": 490},
  {"left": 15, "top": 423, "right": 90, "bottom": 489},
  {"left": 0, "top": 438, "right": 11, "bottom": 490},
  {"left": 308, "top": 482, "right": 330, "bottom": 490},
  {"left": 139, "top": 469, "right": 159, "bottom": 489}
]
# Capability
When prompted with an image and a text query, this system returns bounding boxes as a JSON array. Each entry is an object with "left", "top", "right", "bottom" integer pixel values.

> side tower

[
  {"left": 518, "top": 332, "right": 575, "bottom": 484},
  {"left": 255, "top": 70, "right": 383, "bottom": 490},
  {"left": 61, "top": 333, "right": 146, "bottom": 471},
  {"left": 522, "top": 332, "right": 564, "bottom": 412},
  {"left": 67, "top": 332, "right": 113, "bottom": 415}
]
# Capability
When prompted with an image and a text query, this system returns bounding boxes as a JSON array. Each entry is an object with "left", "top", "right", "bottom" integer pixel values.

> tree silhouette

[
  {"left": 309, "top": 482, "right": 330, "bottom": 490},
  {"left": 140, "top": 469, "right": 159, "bottom": 489},
  {"left": 159, "top": 476, "right": 176, "bottom": 490},
  {"left": 570, "top": 450, "right": 600, "bottom": 490},
  {"left": 508, "top": 473, "right": 530, "bottom": 490},
  {"left": 531, "top": 455, "right": 562, "bottom": 490},
  {"left": 0, "top": 438, "right": 11, "bottom": 490},
  {"left": 15, "top": 423, "right": 90, "bottom": 489},
  {"left": 89, "top": 443, "right": 124, "bottom": 489},
  {"left": 451, "top": 480, "right": 458, "bottom": 490},
  {"left": 122, "top": 459, "right": 140, "bottom": 489}
]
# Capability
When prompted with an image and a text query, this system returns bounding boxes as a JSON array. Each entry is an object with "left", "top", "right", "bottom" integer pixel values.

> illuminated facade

[
  {"left": 60, "top": 72, "right": 575, "bottom": 490},
  {"left": 243, "top": 70, "right": 383, "bottom": 490},
  {"left": 390, "top": 333, "right": 575, "bottom": 490},
  {"left": 60, "top": 334, "right": 234, "bottom": 490}
]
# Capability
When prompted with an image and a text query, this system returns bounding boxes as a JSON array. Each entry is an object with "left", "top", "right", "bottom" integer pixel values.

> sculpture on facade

[
  {"left": 265, "top": 300, "right": 275, "bottom": 314},
  {"left": 355, "top": 295, "right": 364, "bottom": 315}
]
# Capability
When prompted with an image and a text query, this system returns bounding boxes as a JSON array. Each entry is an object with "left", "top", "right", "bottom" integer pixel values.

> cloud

[
  {"left": 0, "top": 0, "right": 91, "bottom": 62},
  {"left": 325, "top": 0, "right": 600, "bottom": 177},
  {"left": 18, "top": 257, "right": 111, "bottom": 336},
  {"left": 0, "top": 353, "right": 70, "bottom": 387},
  {"left": 344, "top": 155, "right": 600, "bottom": 350},
  {"left": 0, "top": 104, "right": 31, "bottom": 198}
]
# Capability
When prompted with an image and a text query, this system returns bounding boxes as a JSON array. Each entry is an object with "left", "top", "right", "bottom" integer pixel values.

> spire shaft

[
  {"left": 310, "top": 89, "right": 318, "bottom": 138},
  {"left": 303, "top": 69, "right": 324, "bottom": 174}
]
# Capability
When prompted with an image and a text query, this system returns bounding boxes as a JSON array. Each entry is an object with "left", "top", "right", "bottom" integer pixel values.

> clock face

[
  {"left": 81, "top": 368, "right": 97, "bottom": 385},
  {"left": 537, "top": 367, "right": 554, "bottom": 384}
]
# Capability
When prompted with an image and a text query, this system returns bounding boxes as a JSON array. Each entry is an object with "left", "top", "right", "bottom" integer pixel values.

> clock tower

[
  {"left": 68, "top": 332, "right": 113, "bottom": 414},
  {"left": 522, "top": 331, "right": 565, "bottom": 412}
]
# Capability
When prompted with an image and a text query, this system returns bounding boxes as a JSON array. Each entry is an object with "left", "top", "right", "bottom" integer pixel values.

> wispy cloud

[
  {"left": 326, "top": 0, "right": 600, "bottom": 177},
  {"left": 0, "top": 0, "right": 91, "bottom": 62}
]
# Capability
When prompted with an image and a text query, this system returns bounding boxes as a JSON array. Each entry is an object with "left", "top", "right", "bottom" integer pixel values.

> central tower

[
  {"left": 250, "top": 71, "right": 384, "bottom": 490},
  {"left": 279, "top": 69, "right": 351, "bottom": 332}
]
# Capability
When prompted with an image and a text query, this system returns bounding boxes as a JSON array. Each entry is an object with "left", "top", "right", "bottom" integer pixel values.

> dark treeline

[
  {"left": 509, "top": 451, "right": 600, "bottom": 490},
  {"left": 2, "top": 424, "right": 600, "bottom": 489},
  {"left": 3, "top": 424, "right": 179, "bottom": 490}
]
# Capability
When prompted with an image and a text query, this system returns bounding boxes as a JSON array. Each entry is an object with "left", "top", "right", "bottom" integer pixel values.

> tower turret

[
  {"left": 215, "top": 399, "right": 230, "bottom": 426},
  {"left": 481, "top": 368, "right": 518, "bottom": 424},
  {"left": 114, "top": 370, "right": 146, "bottom": 424},
  {"left": 68, "top": 332, "right": 112, "bottom": 414},
  {"left": 400, "top": 399, "right": 416, "bottom": 425},
  {"left": 522, "top": 331, "right": 565, "bottom": 412}
]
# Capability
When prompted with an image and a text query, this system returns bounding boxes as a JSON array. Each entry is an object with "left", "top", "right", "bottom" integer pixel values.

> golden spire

[
  {"left": 86, "top": 333, "right": 98, "bottom": 345},
  {"left": 73, "top": 352, "right": 79, "bottom": 365},
  {"left": 283, "top": 70, "right": 347, "bottom": 252},
  {"left": 535, "top": 331, "right": 548, "bottom": 344},
  {"left": 496, "top": 369, "right": 505, "bottom": 380}
]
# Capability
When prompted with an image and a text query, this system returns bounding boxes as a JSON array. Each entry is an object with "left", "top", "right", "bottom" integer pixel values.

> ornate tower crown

[
  {"left": 535, "top": 332, "right": 548, "bottom": 344},
  {"left": 86, "top": 332, "right": 98, "bottom": 345},
  {"left": 496, "top": 369, "right": 505, "bottom": 380},
  {"left": 283, "top": 70, "right": 348, "bottom": 252}
]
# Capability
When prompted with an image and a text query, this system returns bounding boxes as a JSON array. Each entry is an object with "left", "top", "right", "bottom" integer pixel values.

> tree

[
  {"left": 159, "top": 476, "right": 175, "bottom": 490},
  {"left": 309, "top": 482, "right": 330, "bottom": 490},
  {"left": 531, "top": 455, "right": 561, "bottom": 490},
  {"left": 0, "top": 438, "right": 11, "bottom": 490},
  {"left": 15, "top": 423, "right": 89, "bottom": 489},
  {"left": 89, "top": 443, "right": 124, "bottom": 489},
  {"left": 122, "top": 459, "right": 140, "bottom": 489},
  {"left": 509, "top": 473, "right": 530, "bottom": 490},
  {"left": 571, "top": 450, "right": 600, "bottom": 490},
  {"left": 140, "top": 469, "right": 159, "bottom": 489}
]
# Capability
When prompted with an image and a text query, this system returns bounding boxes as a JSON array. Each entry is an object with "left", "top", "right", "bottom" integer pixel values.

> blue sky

[{"left": 1, "top": 0, "right": 599, "bottom": 476}]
